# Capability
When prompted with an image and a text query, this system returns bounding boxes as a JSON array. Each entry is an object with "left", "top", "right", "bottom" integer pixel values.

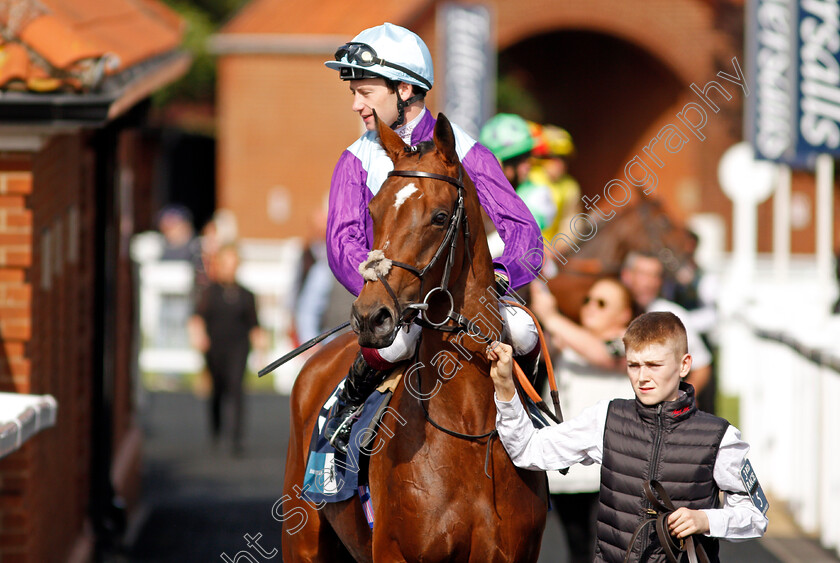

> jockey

[
  {"left": 528, "top": 124, "right": 581, "bottom": 240},
  {"left": 480, "top": 113, "right": 558, "bottom": 233},
  {"left": 323, "top": 22, "right": 543, "bottom": 452}
]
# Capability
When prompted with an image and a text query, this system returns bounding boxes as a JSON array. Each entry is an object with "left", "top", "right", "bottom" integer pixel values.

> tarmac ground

[{"left": 118, "top": 391, "right": 840, "bottom": 562}]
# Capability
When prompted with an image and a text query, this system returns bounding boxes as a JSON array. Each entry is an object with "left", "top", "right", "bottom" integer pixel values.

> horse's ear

[
  {"left": 375, "top": 109, "right": 407, "bottom": 164},
  {"left": 433, "top": 113, "right": 459, "bottom": 167}
]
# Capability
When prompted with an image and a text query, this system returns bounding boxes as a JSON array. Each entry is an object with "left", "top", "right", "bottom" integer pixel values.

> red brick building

[
  {"left": 212, "top": 0, "right": 838, "bottom": 255},
  {"left": 0, "top": 1, "right": 187, "bottom": 561}
]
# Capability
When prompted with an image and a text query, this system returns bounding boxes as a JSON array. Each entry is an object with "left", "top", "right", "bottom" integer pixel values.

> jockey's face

[
  {"left": 349, "top": 78, "right": 407, "bottom": 131},
  {"left": 625, "top": 341, "right": 691, "bottom": 405}
]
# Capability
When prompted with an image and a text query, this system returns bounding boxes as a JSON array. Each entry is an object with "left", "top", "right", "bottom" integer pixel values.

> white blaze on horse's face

[{"left": 393, "top": 183, "right": 419, "bottom": 210}]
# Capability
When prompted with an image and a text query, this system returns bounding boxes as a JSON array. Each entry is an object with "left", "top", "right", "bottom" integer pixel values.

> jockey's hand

[
  {"left": 486, "top": 341, "right": 516, "bottom": 401},
  {"left": 667, "top": 507, "right": 710, "bottom": 538}
]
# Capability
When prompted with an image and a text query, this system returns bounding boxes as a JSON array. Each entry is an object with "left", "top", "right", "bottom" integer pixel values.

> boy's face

[{"left": 625, "top": 340, "right": 691, "bottom": 405}]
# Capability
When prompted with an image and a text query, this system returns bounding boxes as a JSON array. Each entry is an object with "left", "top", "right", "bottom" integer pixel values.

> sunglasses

[
  {"left": 582, "top": 295, "right": 608, "bottom": 308},
  {"left": 334, "top": 42, "right": 432, "bottom": 90}
]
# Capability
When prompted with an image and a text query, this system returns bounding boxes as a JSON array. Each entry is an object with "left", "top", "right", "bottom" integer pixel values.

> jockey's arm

[
  {"left": 462, "top": 143, "right": 543, "bottom": 290},
  {"left": 326, "top": 150, "right": 372, "bottom": 297}
]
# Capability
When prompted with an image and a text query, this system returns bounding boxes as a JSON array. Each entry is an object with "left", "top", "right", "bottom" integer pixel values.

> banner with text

[{"left": 747, "top": 0, "right": 840, "bottom": 169}]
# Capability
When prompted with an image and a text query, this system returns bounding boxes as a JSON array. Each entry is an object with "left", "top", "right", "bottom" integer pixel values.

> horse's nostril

[{"left": 371, "top": 307, "right": 394, "bottom": 330}]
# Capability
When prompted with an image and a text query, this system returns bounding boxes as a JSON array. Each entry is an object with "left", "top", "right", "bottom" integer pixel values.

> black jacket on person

[{"left": 595, "top": 383, "right": 729, "bottom": 563}]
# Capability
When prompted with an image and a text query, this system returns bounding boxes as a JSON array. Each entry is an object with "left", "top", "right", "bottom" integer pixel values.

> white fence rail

[{"left": 717, "top": 256, "right": 840, "bottom": 557}]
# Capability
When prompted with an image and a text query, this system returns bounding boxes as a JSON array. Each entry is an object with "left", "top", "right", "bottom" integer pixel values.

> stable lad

[{"left": 488, "top": 311, "right": 768, "bottom": 562}]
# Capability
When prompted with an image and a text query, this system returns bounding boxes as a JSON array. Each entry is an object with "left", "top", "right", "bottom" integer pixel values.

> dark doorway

[
  {"left": 153, "top": 128, "right": 216, "bottom": 232},
  {"left": 498, "top": 30, "right": 684, "bottom": 198}
]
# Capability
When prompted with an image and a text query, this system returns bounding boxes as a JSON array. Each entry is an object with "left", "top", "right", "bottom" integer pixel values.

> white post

[
  {"left": 815, "top": 154, "right": 834, "bottom": 310},
  {"left": 773, "top": 165, "right": 792, "bottom": 281}
]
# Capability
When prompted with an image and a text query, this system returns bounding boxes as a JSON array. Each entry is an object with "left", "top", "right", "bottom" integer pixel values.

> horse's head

[{"left": 351, "top": 113, "right": 490, "bottom": 349}]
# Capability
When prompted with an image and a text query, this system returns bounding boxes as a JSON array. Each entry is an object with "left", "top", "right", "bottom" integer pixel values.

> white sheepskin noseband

[{"left": 358, "top": 249, "right": 393, "bottom": 281}]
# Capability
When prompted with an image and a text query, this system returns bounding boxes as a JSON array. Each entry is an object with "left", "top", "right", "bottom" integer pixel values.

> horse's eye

[{"left": 432, "top": 211, "right": 448, "bottom": 226}]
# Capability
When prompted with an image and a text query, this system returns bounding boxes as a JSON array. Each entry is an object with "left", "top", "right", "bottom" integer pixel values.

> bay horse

[
  {"left": 542, "top": 195, "right": 695, "bottom": 321},
  {"left": 281, "top": 113, "right": 547, "bottom": 561}
]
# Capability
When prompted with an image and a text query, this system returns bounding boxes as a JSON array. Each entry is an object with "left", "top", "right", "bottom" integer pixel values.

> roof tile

[{"left": 0, "top": 0, "right": 184, "bottom": 93}]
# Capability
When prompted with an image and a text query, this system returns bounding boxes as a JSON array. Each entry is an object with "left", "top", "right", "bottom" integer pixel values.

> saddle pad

[{"left": 303, "top": 379, "right": 396, "bottom": 505}]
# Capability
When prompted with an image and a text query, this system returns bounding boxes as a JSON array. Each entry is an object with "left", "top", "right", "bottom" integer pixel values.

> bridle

[
  {"left": 365, "top": 165, "right": 502, "bottom": 467},
  {"left": 369, "top": 166, "right": 484, "bottom": 337}
]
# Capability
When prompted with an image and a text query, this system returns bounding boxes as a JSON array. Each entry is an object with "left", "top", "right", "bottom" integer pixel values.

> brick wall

[
  {"left": 0, "top": 155, "right": 34, "bottom": 562},
  {"left": 0, "top": 129, "right": 144, "bottom": 562}
]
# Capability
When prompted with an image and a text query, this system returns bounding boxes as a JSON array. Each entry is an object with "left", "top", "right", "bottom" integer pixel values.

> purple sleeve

[
  {"left": 462, "top": 143, "right": 543, "bottom": 289},
  {"left": 326, "top": 150, "right": 372, "bottom": 297}
]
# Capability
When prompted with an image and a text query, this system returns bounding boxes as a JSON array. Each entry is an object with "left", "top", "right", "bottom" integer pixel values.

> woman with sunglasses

[
  {"left": 322, "top": 23, "right": 543, "bottom": 453},
  {"left": 530, "top": 278, "right": 638, "bottom": 563}
]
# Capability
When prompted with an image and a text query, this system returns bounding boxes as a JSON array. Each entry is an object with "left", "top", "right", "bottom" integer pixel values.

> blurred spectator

[
  {"left": 621, "top": 251, "right": 713, "bottom": 410},
  {"left": 157, "top": 204, "right": 202, "bottom": 267},
  {"left": 530, "top": 278, "right": 637, "bottom": 563},
  {"left": 189, "top": 243, "right": 267, "bottom": 455},
  {"left": 661, "top": 230, "right": 719, "bottom": 411},
  {"left": 197, "top": 209, "right": 239, "bottom": 289},
  {"left": 480, "top": 113, "right": 556, "bottom": 264},
  {"left": 528, "top": 123, "right": 581, "bottom": 239},
  {"left": 293, "top": 207, "right": 355, "bottom": 346},
  {"left": 480, "top": 113, "right": 557, "bottom": 232}
]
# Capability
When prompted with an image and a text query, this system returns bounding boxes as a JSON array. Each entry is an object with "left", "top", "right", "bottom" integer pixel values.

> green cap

[{"left": 479, "top": 113, "right": 535, "bottom": 162}]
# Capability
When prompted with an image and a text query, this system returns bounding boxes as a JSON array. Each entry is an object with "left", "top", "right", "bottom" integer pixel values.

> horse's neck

[{"left": 416, "top": 251, "right": 500, "bottom": 432}]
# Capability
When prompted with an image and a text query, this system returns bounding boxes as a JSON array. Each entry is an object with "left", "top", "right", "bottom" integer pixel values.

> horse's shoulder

[{"left": 289, "top": 333, "right": 358, "bottom": 421}]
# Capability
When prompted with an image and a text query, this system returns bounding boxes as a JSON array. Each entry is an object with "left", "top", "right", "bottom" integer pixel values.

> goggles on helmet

[{"left": 334, "top": 42, "right": 432, "bottom": 90}]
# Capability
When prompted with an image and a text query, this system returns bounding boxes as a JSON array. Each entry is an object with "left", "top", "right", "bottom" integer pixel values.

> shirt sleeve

[
  {"left": 462, "top": 143, "right": 543, "bottom": 290},
  {"left": 326, "top": 150, "right": 372, "bottom": 297},
  {"left": 494, "top": 394, "right": 610, "bottom": 471},
  {"left": 701, "top": 425, "right": 769, "bottom": 540}
]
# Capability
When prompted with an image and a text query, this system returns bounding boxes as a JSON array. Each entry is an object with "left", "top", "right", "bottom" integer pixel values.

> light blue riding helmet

[{"left": 325, "top": 23, "right": 434, "bottom": 91}]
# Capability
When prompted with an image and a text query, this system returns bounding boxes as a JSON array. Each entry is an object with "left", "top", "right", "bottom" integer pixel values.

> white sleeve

[
  {"left": 493, "top": 395, "right": 609, "bottom": 471},
  {"left": 701, "top": 425, "right": 769, "bottom": 540}
]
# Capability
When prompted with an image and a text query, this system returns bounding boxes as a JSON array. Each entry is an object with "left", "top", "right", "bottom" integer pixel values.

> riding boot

[{"left": 324, "top": 352, "right": 387, "bottom": 453}]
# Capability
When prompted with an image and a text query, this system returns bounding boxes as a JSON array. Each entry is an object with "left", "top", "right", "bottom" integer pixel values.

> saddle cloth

[{"left": 303, "top": 371, "right": 402, "bottom": 512}]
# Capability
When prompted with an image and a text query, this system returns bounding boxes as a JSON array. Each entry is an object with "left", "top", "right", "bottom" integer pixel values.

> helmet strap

[{"left": 391, "top": 91, "right": 425, "bottom": 129}]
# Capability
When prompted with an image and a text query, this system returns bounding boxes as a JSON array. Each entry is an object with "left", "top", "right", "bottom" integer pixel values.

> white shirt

[
  {"left": 545, "top": 347, "right": 633, "bottom": 494},
  {"left": 494, "top": 394, "right": 768, "bottom": 540}
]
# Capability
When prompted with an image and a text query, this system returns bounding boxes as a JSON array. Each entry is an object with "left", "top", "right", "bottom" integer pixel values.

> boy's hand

[
  {"left": 486, "top": 341, "right": 517, "bottom": 402},
  {"left": 667, "top": 507, "right": 710, "bottom": 538}
]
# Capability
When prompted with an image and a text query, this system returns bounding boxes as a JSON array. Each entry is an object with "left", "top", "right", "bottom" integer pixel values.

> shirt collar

[{"left": 394, "top": 106, "right": 427, "bottom": 145}]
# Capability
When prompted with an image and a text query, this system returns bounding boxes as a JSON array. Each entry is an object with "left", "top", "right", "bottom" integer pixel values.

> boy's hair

[{"left": 622, "top": 312, "right": 687, "bottom": 357}]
